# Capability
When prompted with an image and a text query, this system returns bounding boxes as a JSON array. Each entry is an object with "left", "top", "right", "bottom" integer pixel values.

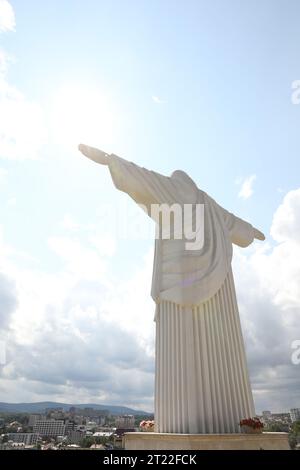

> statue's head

[{"left": 171, "top": 170, "right": 198, "bottom": 190}]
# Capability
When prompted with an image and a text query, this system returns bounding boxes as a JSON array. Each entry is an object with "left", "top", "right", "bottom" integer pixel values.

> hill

[{"left": 0, "top": 401, "right": 151, "bottom": 415}]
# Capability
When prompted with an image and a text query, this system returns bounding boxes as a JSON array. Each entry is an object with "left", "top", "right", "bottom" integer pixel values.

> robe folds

[{"left": 108, "top": 154, "right": 255, "bottom": 433}]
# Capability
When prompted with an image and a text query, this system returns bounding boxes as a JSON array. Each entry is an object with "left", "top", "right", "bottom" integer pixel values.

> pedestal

[{"left": 124, "top": 432, "right": 290, "bottom": 450}]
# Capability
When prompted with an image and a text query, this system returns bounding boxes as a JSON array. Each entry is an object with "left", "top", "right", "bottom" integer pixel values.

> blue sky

[{"left": 0, "top": 0, "right": 300, "bottom": 413}]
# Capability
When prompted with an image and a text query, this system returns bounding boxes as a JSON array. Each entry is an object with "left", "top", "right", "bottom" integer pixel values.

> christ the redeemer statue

[{"left": 78, "top": 143, "right": 265, "bottom": 434}]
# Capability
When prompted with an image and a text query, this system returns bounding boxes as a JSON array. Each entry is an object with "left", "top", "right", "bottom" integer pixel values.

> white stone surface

[
  {"left": 124, "top": 432, "right": 290, "bottom": 450},
  {"left": 155, "top": 269, "right": 254, "bottom": 433}
]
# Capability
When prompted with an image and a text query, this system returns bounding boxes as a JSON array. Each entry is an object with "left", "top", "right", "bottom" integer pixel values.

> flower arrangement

[
  {"left": 239, "top": 417, "right": 264, "bottom": 434},
  {"left": 140, "top": 420, "right": 155, "bottom": 432}
]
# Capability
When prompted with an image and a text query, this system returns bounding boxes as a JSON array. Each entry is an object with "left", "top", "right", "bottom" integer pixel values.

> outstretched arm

[
  {"left": 78, "top": 143, "right": 177, "bottom": 212},
  {"left": 78, "top": 143, "right": 109, "bottom": 165},
  {"left": 218, "top": 203, "right": 265, "bottom": 247}
]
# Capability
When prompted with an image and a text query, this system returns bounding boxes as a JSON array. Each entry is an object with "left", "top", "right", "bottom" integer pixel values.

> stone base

[{"left": 124, "top": 432, "right": 290, "bottom": 450}]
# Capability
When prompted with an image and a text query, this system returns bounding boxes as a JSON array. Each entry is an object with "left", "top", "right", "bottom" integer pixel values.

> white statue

[{"left": 78, "top": 143, "right": 265, "bottom": 434}]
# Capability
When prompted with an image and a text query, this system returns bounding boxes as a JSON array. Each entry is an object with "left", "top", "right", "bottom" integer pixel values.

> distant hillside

[{"left": 0, "top": 402, "right": 151, "bottom": 416}]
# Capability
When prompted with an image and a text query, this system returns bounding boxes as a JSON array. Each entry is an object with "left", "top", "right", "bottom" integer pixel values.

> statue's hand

[
  {"left": 254, "top": 228, "right": 265, "bottom": 241},
  {"left": 78, "top": 143, "right": 109, "bottom": 165}
]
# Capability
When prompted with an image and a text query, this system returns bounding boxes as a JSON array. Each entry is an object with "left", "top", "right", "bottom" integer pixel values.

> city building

[
  {"left": 33, "top": 419, "right": 66, "bottom": 437},
  {"left": 28, "top": 414, "right": 45, "bottom": 427},
  {"left": 93, "top": 431, "right": 113, "bottom": 438},
  {"left": 67, "top": 429, "right": 85, "bottom": 444},
  {"left": 47, "top": 408, "right": 65, "bottom": 420},
  {"left": 65, "top": 420, "right": 76, "bottom": 432},
  {"left": 290, "top": 408, "right": 300, "bottom": 423},
  {"left": 90, "top": 415, "right": 107, "bottom": 425},
  {"left": 115, "top": 415, "right": 135, "bottom": 428},
  {"left": 270, "top": 413, "right": 291, "bottom": 423},
  {"left": 86, "top": 421, "right": 98, "bottom": 430},
  {"left": 7, "top": 433, "right": 38, "bottom": 445},
  {"left": 262, "top": 410, "right": 272, "bottom": 420},
  {"left": 260, "top": 411, "right": 291, "bottom": 424}
]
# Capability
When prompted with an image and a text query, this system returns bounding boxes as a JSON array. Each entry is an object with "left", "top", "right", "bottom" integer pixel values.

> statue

[{"left": 78, "top": 143, "right": 265, "bottom": 434}]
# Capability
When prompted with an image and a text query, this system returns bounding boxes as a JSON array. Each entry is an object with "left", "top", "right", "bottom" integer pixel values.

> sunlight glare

[{"left": 50, "top": 84, "right": 115, "bottom": 153}]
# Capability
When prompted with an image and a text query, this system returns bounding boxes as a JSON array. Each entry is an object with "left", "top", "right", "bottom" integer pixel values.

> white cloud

[
  {"left": 0, "top": 76, "right": 47, "bottom": 160},
  {"left": 152, "top": 95, "right": 166, "bottom": 104},
  {"left": 271, "top": 188, "right": 300, "bottom": 244},
  {"left": 0, "top": 48, "right": 11, "bottom": 73},
  {"left": 49, "top": 84, "right": 115, "bottom": 152},
  {"left": 48, "top": 236, "right": 110, "bottom": 282},
  {"left": 0, "top": 10, "right": 46, "bottom": 160},
  {"left": 233, "top": 188, "right": 300, "bottom": 411},
  {"left": 61, "top": 214, "right": 81, "bottom": 232},
  {"left": 7, "top": 196, "right": 16, "bottom": 206},
  {"left": 0, "top": 225, "right": 155, "bottom": 410},
  {"left": 0, "top": 0, "right": 15, "bottom": 32},
  {"left": 0, "top": 271, "right": 17, "bottom": 329},
  {"left": 238, "top": 174, "right": 257, "bottom": 199},
  {"left": 0, "top": 166, "right": 8, "bottom": 184}
]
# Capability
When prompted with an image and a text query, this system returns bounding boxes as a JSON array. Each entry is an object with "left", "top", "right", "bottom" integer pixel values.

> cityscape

[
  {"left": 0, "top": 404, "right": 300, "bottom": 450},
  {"left": 0, "top": 403, "right": 152, "bottom": 450}
]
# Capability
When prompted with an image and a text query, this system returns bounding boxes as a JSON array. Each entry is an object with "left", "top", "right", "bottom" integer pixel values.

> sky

[{"left": 0, "top": 0, "right": 299, "bottom": 413}]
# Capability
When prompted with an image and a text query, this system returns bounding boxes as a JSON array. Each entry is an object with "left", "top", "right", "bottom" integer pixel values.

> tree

[
  {"left": 289, "top": 420, "right": 300, "bottom": 450},
  {"left": 79, "top": 437, "right": 95, "bottom": 448},
  {"left": 291, "top": 420, "right": 300, "bottom": 434},
  {"left": 264, "top": 423, "right": 286, "bottom": 432}
]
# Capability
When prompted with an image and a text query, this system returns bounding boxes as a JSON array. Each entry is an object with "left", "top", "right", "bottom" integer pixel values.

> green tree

[
  {"left": 291, "top": 420, "right": 300, "bottom": 434},
  {"left": 264, "top": 423, "right": 285, "bottom": 432},
  {"left": 79, "top": 437, "right": 95, "bottom": 448},
  {"left": 289, "top": 420, "right": 300, "bottom": 450}
]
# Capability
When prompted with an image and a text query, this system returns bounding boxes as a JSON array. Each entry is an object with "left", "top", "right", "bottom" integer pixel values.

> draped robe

[{"left": 108, "top": 154, "right": 255, "bottom": 433}]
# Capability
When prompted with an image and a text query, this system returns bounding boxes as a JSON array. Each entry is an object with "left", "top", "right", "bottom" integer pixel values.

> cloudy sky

[{"left": 0, "top": 0, "right": 300, "bottom": 413}]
